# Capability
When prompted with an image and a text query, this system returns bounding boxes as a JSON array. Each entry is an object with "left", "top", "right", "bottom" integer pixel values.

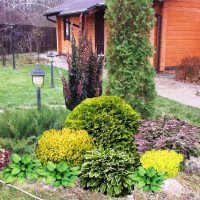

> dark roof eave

[
  {"left": 44, "top": 12, "right": 60, "bottom": 17},
  {"left": 59, "top": 4, "right": 106, "bottom": 16}
]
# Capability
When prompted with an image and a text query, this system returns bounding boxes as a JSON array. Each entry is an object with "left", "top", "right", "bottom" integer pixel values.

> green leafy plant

[
  {"left": 130, "top": 167, "right": 166, "bottom": 192},
  {"left": 0, "top": 107, "right": 69, "bottom": 139},
  {"left": 41, "top": 161, "right": 80, "bottom": 188},
  {"left": 66, "top": 96, "right": 140, "bottom": 154},
  {"left": 80, "top": 149, "right": 139, "bottom": 197},
  {"left": 106, "top": 0, "right": 156, "bottom": 117},
  {"left": 3, "top": 154, "right": 42, "bottom": 183}
]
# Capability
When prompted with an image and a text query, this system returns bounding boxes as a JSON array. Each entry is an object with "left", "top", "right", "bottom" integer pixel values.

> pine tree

[{"left": 106, "top": 0, "right": 156, "bottom": 118}]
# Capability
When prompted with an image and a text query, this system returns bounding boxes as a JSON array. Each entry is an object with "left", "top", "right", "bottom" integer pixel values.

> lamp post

[
  {"left": 47, "top": 52, "right": 58, "bottom": 88},
  {"left": 31, "top": 67, "right": 45, "bottom": 111}
]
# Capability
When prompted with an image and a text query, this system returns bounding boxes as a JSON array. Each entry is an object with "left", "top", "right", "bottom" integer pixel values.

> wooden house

[{"left": 45, "top": 0, "right": 200, "bottom": 71}]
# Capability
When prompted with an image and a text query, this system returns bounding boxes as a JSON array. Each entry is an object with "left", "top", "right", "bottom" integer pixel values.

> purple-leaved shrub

[
  {"left": 0, "top": 148, "right": 11, "bottom": 170},
  {"left": 135, "top": 117, "right": 200, "bottom": 159}
]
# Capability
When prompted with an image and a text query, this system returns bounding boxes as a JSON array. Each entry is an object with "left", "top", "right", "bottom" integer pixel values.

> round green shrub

[
  {"left": 65, "top": 96, "right": 141, "bottom": 153},
  {"left": 80, "top": 149, "right": 138, "bottom": 197}
]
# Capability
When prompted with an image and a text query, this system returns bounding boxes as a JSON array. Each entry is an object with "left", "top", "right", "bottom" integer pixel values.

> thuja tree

[
  {"left": 62, "top": 15, "right": 104, "bottom": 110},
  {"left": 106, "top": 0, "right": 156, "bottom": 117}
]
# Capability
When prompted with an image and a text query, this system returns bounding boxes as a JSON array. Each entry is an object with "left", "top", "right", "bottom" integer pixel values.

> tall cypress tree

[{"left": 106, "top": 0, "right": 156, "bottom": 117}]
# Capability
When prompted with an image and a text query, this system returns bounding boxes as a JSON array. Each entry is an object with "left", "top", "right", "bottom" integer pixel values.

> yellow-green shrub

[
  {"left": 36, "top": 128, "right": 94, "bottom": 166},
  {"left": 140, "top": 150, "right": 184, "bottom": 178}
]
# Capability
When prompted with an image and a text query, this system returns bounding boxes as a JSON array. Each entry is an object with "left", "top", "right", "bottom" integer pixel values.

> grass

[
  {"left": 156, "top": 96, "right": 200, "bottom": 127},
  {"left": 0, "top": 58, "right": 67, "bottom": 109}
]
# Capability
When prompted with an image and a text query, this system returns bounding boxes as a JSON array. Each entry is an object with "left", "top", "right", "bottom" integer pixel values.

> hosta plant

[
  {"left": 0, "top": 148, "right": 11, "bottom": 171},
  {"left": 40, "top": 161, "right": 80, "bottom": 188},
  {"left": 135, "top": 117, "right": 200, "bottom": 158},
  {"left": 3, "top": 154, "right": 42, "bottom": 183},
  {"left": 130, "top": 167, "right": 166, "bottom": 192},
  {"left": 141, "top": 150, "right": 184, "bottom": 178},
  {"left": 80, "top": 149, "right": 139, "bottom": 197}
]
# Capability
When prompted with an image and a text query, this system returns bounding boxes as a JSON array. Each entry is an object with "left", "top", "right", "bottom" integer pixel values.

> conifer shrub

[
  {"left": 62, "top": 14, "right": 104, "bottom": 110},
  {"left": 36, "top": 128, "right": 94, "bottom": 166},
  {"left": 0, "top": 107, "right": 68, "bottom": 139},
  {"left": 106, "top": 0, "right": 156, "bottom": 117},
  {"left": 80, "top": 149, "right": 138, "bottom": 197},
  {"left": 65, "top": 96, "right": 141, "bottom": 153},
  {"left": 140, "top": 150, "right": 184, "bottom": 178}
]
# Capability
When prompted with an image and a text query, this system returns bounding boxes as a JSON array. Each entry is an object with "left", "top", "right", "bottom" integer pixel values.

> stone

[
  {"left": 162, "top": 179, "right": 186, "bottom": 197},
  {"left": 184, "top": 157, "right": 200, "bottom": 176}
]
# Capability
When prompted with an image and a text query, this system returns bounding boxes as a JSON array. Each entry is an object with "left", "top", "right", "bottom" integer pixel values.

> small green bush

[
  {"left": 36, "top": 128, "right": 94, "bottom": 166},
  {"left": 3, "top": 154, "right": 42, "bottom": 183},
  {"left": 80, "top": 149, "right": 138, "bottom": 197},
  {"left": 65, "top": 96, "right": 140, "bottom": 153},
  {"left": 130, "top": 167, "right": 166, "bottom": 192},
  {"left": 41, "top": 161, "right": 80, "bottom": 188},
  {"left": 0, "top": 107, "right": 69, "bottom": 139}
]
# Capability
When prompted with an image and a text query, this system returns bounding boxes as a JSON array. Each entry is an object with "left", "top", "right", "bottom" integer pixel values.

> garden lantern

[
  {"left": 31, "top": 67, "right": 45, "bottom": 111},
  {"left": 47, "top": 51, "right": 58, "bottom": 88}
]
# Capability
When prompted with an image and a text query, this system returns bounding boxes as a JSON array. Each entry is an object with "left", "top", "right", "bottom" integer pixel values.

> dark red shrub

[
  {"left": 176, "top": 56, "right": 200, "bottom": 83},
  {"left": 62, "top": 14, "right": 104, "bottom": 110},
  {"left": 135, "top": 117, "right": 200, "bottom": 159},
  {"left": 0, "top": 149, "right": 11, "bottom": 170}
]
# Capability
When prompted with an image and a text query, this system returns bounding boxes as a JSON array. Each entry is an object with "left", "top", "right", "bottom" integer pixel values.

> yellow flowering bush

[
  {"left": 140, "top": 150, "right": 184, "bottom": 178},
  {"left": 36, "top": 128, "right": 94, "bottom": 166}
]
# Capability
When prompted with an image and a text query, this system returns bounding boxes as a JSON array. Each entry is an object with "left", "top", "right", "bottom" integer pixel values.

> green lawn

[
  {"left": 0, "top": 63, "right": 67, "bottom": 109},
  {"left": 1, "top": 60, "right": 200, "bottom": 127}
]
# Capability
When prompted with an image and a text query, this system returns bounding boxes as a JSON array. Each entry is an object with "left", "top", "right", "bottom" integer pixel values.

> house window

[{"left": 64, "top": 17, "right": 70, "bottom": 40}]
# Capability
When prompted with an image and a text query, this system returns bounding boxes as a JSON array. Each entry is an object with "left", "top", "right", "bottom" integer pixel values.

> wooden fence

[{"left": 0, "top": 24, "right": 57, "bottom": 54}]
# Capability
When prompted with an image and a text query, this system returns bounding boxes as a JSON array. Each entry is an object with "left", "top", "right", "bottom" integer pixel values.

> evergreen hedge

[{"left": 106, "top": 0, "right": 156, "bottom": 117}]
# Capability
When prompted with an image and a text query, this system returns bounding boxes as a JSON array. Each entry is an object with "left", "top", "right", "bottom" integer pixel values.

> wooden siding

[{"left": 164, "top": 0, "right": 200, "bottom": 69}]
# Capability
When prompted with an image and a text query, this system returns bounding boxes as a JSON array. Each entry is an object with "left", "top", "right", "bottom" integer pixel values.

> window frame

[{"left": 63, "top": 17, "right": 70, "bottom": 41}]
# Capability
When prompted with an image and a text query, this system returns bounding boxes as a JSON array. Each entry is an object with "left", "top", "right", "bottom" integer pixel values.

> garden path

[
  {"left": 156, "top": 73, "right": 200, "bottom": 108},
  {"left": 42, "top": 53, "right": 200, "bottom": 109}
]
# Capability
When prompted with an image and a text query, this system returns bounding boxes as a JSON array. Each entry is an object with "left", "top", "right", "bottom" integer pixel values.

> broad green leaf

[
  {"left": 6, "top": 176, "right": 17, "bottom": 183},
  {"left": 114, "top": 185, "right": 121, "bottom": 195},
  {"left": 57, "top": 162, "right": 68, "bottom": 173},
  {"left": 137, "top": 181, "right": 145, "bottom": 189},
  {"left": 3, "top": 173, "right": 10, "bottom": 179},
  {"left": 12, "top": 154, "right": 21, "bottom": 163},
  {"left": 53, "top": 181, "right": 62, "bottom": 187},
  {"left": 70, "top": 166, "right": 80, "bottom": 171},
  {"left": 146, "top": 167, "right": 157, "bottom": 177},
  {"left": 100, "top": 183, "right": 106, "bottom": 193},
  {"left": 138, "top": 167, "right": 146, "bottom": 176},
  {"left": 11, "top": 168, "right": 21, "bottom": 175},
  {"left": 124, "top": 177, "right": 132, "bottom": 185},
  {"left": 47, "top": 161, "right": 56, "bottom": 172},
  {"left": 21, "top": 155, "right": 32, "bottom": 165},
  {"left": 143, "top": 185, "right": 151, "bottom": 192},
  {"left": 45, "top": 176, "right": 56, "bottom": 184},
  {"left": 151, "top": 185, "right": 161, "bottom": 191}
]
